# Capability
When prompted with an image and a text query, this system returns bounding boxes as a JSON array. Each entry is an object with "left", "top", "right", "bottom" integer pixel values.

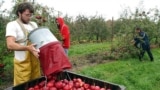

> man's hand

[
  {"left": 27, "top": 44, "right": 40, "bottom": 58},
  {"left": 130, "top": 40, "right": 135, "bottom": 45}
]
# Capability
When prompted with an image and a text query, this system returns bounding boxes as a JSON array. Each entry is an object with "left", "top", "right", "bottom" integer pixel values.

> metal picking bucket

[{"left": 28, "top": 27, "right": 58, "bottom": 49}]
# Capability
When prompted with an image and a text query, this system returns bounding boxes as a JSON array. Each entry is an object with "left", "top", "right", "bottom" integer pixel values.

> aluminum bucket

[{"left": 28, "top": 27, "right": 58, "bottom": 49}]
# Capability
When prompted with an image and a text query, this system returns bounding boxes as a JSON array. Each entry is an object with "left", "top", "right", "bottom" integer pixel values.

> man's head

[
  {"left": 135, "top": 27, "right": 141, "bottom": 33},
  {"left": 55, "top": 17, "right": 64, "bottom": 30},
  {"left": 55, "top": 18, "right": 60, "bottom": 29},
  {"left": 16, "top": 2, "right": 34, "bottom": 24}
]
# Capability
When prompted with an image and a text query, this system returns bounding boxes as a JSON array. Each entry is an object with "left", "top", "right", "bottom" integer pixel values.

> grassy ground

[
  {"left": 69, "top": 42, "right": 111, "bottom": 57},
  {"left": 73, "top": 47, "right": 160, "bottom": 90}
]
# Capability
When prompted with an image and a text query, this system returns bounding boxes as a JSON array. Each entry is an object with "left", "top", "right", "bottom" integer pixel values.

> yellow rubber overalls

[{"left": 14, "top": 19, "right": 41, "bottom": 86}]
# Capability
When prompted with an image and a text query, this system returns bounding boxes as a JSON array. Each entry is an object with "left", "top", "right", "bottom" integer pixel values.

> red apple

[
  {"left": 74, "top": 82, "right": 81, "bottom": 88},
  {"left": 43, "top": 86, "right": 49, "bottom": 90},
  {"left": 68, "top": 81, "right": 74, "bottom": 87},
  {"left": 35, "top": 15, "right": 42, "bottom": 19},
  {"left": 83, "top": 83, "right": 90, "bottom": 89},
  {"left": 34, "top": 85, "right": 39, "bottom": 90},
  {"left": 47, "top": 75, "right": 52, "bottom": 81},
  {"left": 50, "top": 87, "right": 57, "bottom": 90},
  {"left": 63, "top": 79, "right": 69, "bottom": 84},
  {"left": 77, "top": 78, "right": 82, "bottom": 82},
  {"left": 62, "top": 82, "right": 66, "bottom": 87},
  {"left": 94, "top": 86, "right": 100, "bottom": 90},
  {"left": 77, "top": 87, "right": 84, "bottom": 90},
  {"left": 0, "top": 63, "right": 4, "bottom": 68},
  {"left": 39, "top": 81, "right": 45, "bottom": 88},
  {"left": 47, "top": 82, "right": 54, "bottom": 88},
  {"left": 28, "top": 87, "right": 34, "bottom": 90},
  {"left": 90, "top": 85, "right": 96, "bottom": 90},
  {"left": 55, "top": 81, "right": 63, "bottom": 89},
  {"left": 73, "top": 78, "right": 77, "bottom": 83},
  {"left": 100, "top": 88, "right": 106, "bottom": 90},
  {"left": 63, "top": 84, "right": 72, "bottom": 90}
]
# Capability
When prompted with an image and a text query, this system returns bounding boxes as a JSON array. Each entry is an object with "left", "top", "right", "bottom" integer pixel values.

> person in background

[
  {"left": 133, "top": 27, "right": 154, "bottom": 61},
  {"left": 55, "top": 17, "right": 70, "bottom": 56},
  {"left": 5, "top": 2, "right": 41, "bottom": 86}
]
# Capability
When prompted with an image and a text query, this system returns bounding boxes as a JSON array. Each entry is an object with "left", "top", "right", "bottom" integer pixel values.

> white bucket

[{"left": 28, "top": 27, "right": 58, "bottom": 49}]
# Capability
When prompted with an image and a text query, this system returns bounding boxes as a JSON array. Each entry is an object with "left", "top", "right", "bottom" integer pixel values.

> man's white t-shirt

[{"left": 6, "top": 20, "right": 38, "bottom": 61}]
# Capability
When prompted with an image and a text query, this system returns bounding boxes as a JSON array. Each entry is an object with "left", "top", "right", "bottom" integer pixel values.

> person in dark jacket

[
  {"left": 55, "top": 17, "right": 70, "bottom": 55},
  {"left": 134, "top": 27, "right": 154, "bottom": 61}
]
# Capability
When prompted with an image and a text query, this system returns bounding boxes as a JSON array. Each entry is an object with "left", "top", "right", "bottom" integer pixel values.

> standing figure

[
  {"left": 5, "top": 2, "right": 41, "bottom": 86},
  {"left": 134, "top": 27, "right": 154, "bottom": 61},
  {"left": 55, "top": 17, "right": 70, "bottom": 55}
]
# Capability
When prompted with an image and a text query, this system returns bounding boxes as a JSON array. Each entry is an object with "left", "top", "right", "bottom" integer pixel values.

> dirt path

[{"left": 69, "top": 52, "right": 114, "bottom": 72}]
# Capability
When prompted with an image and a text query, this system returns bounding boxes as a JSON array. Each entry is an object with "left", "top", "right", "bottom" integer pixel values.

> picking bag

[{"left": 39, "top": 41, "right": 72, "bottom": 76}]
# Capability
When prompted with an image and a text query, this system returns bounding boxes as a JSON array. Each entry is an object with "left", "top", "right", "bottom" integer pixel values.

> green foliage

[
  {"left": 0, "top": 9, "right": 11, "bottom": 63},
  {"left": 110, "top": 7, "right": 160, "bottom": 60},
  {"left": 67, "top": 15, "right": 109, "bottom": 43},
  {"left": 3, "top": 0, "right": 160, "bottom": 46}
]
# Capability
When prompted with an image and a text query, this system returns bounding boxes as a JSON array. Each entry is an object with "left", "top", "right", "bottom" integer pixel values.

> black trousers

[{"left": 139, "top": 44, "right": 154, "bottom": 61}]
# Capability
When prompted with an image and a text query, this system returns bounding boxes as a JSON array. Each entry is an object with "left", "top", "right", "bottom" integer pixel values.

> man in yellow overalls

[{"left": 5, "top": 2, "right": 41, "bottom": 86}]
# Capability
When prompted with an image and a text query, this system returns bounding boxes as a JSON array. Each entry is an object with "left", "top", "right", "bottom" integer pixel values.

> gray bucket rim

[{"left": 28, "top": 26, "right": 50, "bottom": 38}]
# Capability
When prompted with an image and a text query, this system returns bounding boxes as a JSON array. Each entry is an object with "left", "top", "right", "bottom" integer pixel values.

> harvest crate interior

[{"left": 13, "top": 71, "right": 125, "bottom": 90}]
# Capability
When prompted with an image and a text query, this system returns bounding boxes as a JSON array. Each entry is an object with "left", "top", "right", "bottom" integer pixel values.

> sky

[{"left": 1, "top": 0, "right": 160, "bottom": 20}]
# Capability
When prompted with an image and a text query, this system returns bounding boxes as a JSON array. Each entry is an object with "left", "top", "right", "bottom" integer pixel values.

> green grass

[
  {"left": 69, "top": 42, "right": 111, "bottom": 57},
  {"left": 75, "top": 48, "right": 160, "bottom": 90}
]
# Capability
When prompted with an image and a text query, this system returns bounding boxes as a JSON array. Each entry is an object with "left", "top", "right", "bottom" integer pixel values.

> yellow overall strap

[
  {"left": 16, "top": 19, "right": 28, "bottom": 44},
  {"left": 16, "top": 19, "right": 36, "bottom": 44}
]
